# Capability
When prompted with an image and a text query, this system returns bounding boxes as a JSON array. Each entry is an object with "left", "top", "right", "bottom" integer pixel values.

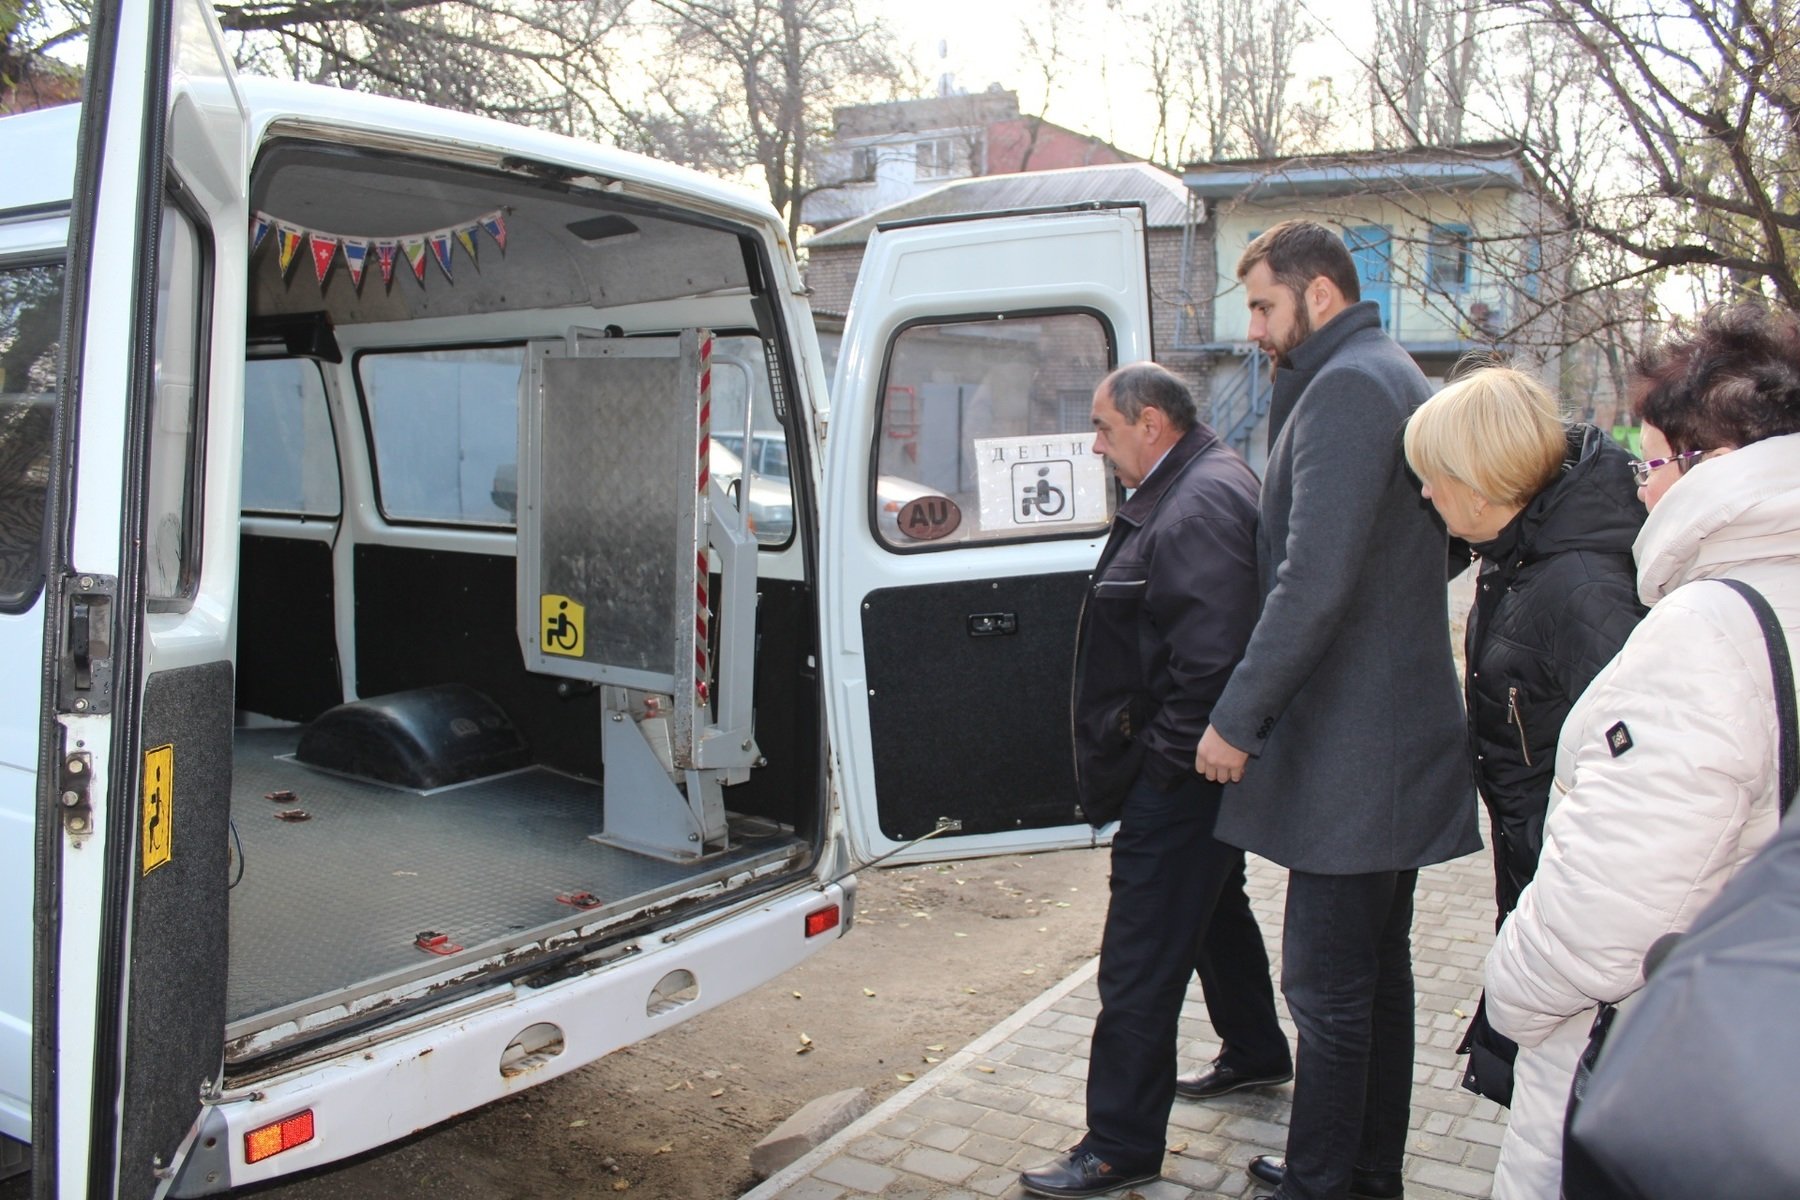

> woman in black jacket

[
  {"left": 1404, "top": 366, "right": 1647, "bottom": 1105},
  {"left": 1406, "top": 366, "right": 1648, "bottom": 918}
]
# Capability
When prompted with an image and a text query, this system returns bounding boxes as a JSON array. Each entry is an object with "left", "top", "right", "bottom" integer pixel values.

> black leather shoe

[
  {"left": 1245, "top": 1154, "right": 1403, "bottom": 1199},
  {"left": 1174, "top": 1060, "right": 1293, "bottom": 1100},
  {"left": 1018, "top": 1148, "right": 1160, "bottom": 1198}
]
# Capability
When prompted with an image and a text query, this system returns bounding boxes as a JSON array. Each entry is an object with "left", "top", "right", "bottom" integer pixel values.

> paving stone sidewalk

[{"left": 745, "top": 851, "right": 1506, "bottom": 1200}]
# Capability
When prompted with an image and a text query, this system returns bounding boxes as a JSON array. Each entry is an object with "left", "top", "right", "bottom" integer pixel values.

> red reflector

[
  {"left": 804, "top": 904, "right": 840, "bottom": 938},
  {"left": 244, "top": 1110, "right": 315, "bottom": 1164}
]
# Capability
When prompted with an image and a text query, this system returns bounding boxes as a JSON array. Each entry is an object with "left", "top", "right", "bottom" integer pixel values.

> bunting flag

[
  {"left": 249, "top": 207, "right": 510, "bottom": 292},
  {"left": 276, "top": 224, "right": 304, "bottom": 277},
  {"left": 374, "top": 241, "right": 398, "bottom": 289},
  {"left": 309, "top": 233, "right": 339, "bottom": 285},
  {"left": 402, "top": 237, "right": 428, "bottom": 284},
  {"left": 428, "top": 232, "right": 454, "bottom": 281},
  {"left": 481, "top": 212, "right": 508, "bottom": 253},
  {"left": 343, "top": 239, "right": 369, "bottom": 290}
]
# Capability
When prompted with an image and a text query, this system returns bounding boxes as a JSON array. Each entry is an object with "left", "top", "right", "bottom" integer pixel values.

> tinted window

[{"left": 0, "top": 262, "right": 60, "bottom": 609}]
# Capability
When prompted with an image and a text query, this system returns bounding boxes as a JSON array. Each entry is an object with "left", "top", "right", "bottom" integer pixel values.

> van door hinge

[{"left": 57, "top": 573, "right": 115, "bottom": 715}]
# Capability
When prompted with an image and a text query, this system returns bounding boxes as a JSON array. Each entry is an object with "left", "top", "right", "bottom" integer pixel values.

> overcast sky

[{"left": 881, "top": 0, "right": 1379, "bottom": 159}]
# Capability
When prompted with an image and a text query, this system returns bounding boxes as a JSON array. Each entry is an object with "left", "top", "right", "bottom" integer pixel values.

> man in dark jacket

[
  {"left": 1019, "top": 363, "right": 1288, "bottom": 1198},
  {"left": 1195, "top": 221, "right": 1483, "bottom": 1200}
]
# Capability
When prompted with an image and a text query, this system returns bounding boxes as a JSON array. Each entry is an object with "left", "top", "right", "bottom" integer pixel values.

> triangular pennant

[
  {"left": 251, "top": 213, "right": 270, "bottom": 255},
  {"left": 309, "top": 233, "right": 339, "bottom": 285},
  {"left": 343, "top": 239, "right": 369, "bottom": 290},
  {"left": 276, "top": 224, "right": 304, "bottom": 276},
  {"left": 455, "top": 225, "right": 479, "bottom": 265},
  {"left": 375, "top": 241, "right": 398, "bottom": 289},
  {"left": 481, "top": 211, "right": 507, "bottom": 253},
  {"left": 428, "top": 232, "right": 454, "bottom": 281},
  {"left": 402, "top": 238, "right": 428, "bottom": 284}
]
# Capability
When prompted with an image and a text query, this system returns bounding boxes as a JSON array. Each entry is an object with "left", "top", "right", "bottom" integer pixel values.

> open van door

[
  {"left": 823, "top": 204, "right": 1152, "bottom": 868},
  {"left": 33, "top": 1, "right": 247, "bottom": 1195}
]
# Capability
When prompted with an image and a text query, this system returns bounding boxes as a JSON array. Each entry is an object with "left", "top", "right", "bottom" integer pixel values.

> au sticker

[
  {"left": 141, "top": 743, "right": 173, "bottom": 875},
  {"left": 540, "top": 594, "right": 585, "bottom": 657}
]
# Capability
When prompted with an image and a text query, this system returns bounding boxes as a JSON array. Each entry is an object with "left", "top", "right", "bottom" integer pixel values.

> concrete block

[{"left": 750, "top": 1087, "right": 871, "bottom": 1179}]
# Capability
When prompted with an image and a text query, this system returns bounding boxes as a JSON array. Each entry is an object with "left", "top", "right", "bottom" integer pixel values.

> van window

[
  {"left": 707, "top": 335, "right": 793, "bottom": 547},
  {"left": 360, "top": 345, "right": 525, "bottom": 526},
  {"left": 243, "top": 358, "right": 340, "bottom": 517},
  {"left": 0, "top": 260, "right": 61, "bottom": 610},
  {"left": 873, "top": 312, "right": 1115, "bottom": 550},
  {"left": 147, "top": 201, "right": 209, "bottom": 608}
]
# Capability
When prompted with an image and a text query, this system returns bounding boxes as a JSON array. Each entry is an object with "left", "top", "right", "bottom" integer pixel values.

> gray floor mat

[{"left": 227, "top": 728, "right": 802, "bottom": 1031}]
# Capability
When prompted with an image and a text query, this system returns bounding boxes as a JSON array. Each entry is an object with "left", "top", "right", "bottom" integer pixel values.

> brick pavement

[{"left": 745, "top": 851, "right": 1505, "bottom": 1200}]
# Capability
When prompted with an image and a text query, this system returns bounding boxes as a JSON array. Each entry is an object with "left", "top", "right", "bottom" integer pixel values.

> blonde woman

[{"left": 1405, "top": 368, "right": 1646, "bottom": 924}]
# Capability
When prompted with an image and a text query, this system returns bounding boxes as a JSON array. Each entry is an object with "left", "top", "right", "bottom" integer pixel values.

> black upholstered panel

[
  {"left": 236, "top": 534, "right": 341, "bottom": 722},
  {"left": 353, "top": 545, "right": 603, "bottom": 778},
  {"left": 862, "top": 572, "right": 1088, "bottom": 841},
  {"left": 118, "top": 660, "right": 234, "bottom": 1200},
  {"left": 718, "top": 578, "right": 820, "bottom": 833}
]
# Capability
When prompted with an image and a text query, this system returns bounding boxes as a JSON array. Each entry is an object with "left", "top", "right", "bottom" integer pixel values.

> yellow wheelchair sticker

[
  {"left": 141, "top": 743, "right": 174, "bottom": 875},
  {"left": 540, "top": 594, "right": 585, "bottom": 658}
]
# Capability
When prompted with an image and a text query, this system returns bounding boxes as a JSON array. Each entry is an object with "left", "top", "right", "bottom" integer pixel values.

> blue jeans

[
  {"left": 1083, "top": 771, "right": 1288, "bottom": 1168},
  {"left": 1276, "top": 868, "right": 1418, "bottom": 1200}
]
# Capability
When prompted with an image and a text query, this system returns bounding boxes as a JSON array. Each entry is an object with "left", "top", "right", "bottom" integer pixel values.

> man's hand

[{"left": 1195, "top": 725, "right": 1250, "bottom": 784}]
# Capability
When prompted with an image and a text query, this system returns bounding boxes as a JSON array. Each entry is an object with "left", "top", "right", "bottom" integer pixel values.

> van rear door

[
  {"left": 823, "top": 204, "right": 1153, "bottom": 867},
  {"left": 34, "top": 1, "right": 248, "bottom": 1196}
]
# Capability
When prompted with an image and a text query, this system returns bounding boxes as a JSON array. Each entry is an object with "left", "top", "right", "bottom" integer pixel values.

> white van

[{"left": 0, "top": 2, "right": 1153, "bottom": 1195}]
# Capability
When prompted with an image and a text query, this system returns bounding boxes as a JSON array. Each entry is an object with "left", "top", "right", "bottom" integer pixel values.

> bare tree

[{"left": 1367, "top": 0, "right": 1483, "bottom": 146}]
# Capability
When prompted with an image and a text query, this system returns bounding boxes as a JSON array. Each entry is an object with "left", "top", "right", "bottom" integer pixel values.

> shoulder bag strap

[{"left": 1716, "top": 578, "right": 1798, "bottom": 816}]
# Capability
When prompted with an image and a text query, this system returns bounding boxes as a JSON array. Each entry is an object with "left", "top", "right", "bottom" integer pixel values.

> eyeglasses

[{"left": 1629, "top": 449, "right": 1705, "bottom": 486}]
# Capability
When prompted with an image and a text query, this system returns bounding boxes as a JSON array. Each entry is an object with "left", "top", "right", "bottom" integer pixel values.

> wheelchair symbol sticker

[
  {"left": 540, "top": 594, "right": 585, "bottom": 658},
  {"left": 1013, "top": 462, "right": 1073, "bottom": 522}
]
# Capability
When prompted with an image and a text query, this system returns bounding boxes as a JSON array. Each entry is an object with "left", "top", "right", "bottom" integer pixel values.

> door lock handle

[{"left": 967, "top": 612, "right": 1017, "bottom": 637}]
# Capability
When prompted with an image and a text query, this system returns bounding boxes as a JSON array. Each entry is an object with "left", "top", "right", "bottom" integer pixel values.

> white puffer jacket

[{"left": 1484, "top": 431, "right": 1800, "bottom": 1200}]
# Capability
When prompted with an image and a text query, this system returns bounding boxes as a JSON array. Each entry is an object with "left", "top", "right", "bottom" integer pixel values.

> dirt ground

[{"left": 2, "top": 847, "right": 1115, "bottom": 1200}]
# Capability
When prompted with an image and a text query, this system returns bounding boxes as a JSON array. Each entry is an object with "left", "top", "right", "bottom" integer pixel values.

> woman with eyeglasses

[{"left": 1477, "top": 301, "right": 1800, "bottom": 1200}]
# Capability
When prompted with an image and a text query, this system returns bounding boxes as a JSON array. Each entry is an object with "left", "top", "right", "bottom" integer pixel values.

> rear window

[
  {"left": 0, "top": 261, "right": 62, "bottom": 609},
  {"left": 242, "top": 358, "right": 340, "bottom": 517}
]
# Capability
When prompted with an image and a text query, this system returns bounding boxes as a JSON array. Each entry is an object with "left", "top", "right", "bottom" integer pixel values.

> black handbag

[{"left": 1561, "top": 578, "right": 1798, "bottom": 1200}]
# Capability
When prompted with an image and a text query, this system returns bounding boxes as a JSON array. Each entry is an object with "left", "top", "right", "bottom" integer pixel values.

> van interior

[{"left": 209, "top": 135, "right": 819, "bottom": 1069}]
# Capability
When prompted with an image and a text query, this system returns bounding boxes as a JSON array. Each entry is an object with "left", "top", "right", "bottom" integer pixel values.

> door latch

[
  {"left": 57, "top": 573, "right": 115, "bottom": 715},
  {"left": 967, "top": 611, "right": 1017, "bottom": 637}
]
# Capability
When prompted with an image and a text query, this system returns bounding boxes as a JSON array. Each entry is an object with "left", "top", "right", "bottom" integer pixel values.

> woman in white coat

[{"left": 1484, "top": 302, "right": 1800, "bottom": 1200}]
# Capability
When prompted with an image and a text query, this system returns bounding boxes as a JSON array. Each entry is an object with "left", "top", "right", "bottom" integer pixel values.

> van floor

[{"left": 225, "top": 728, "right": 803, "bottom": 1040}]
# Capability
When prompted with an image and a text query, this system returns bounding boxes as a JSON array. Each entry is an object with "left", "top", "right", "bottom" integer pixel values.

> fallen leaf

[
  {"left": 963, "top": 987, "right": 979, "bottom": 994},
  {"left": 923, "top": 1056, "right": 941, "bottom": 1064},
  {"left": 1453, "top": 1006, "right": 1467, "bottom": 1018},
  {"left": 612, "top": 1181, "right": 631, "bottom": 1192},
  {"left": 863, "top": 987, "right": 876, "bottom": 997},
  {"left": 1169, "top": 1140, "right": 1189, "bottom": 1155},
  {"left": 795, "top": 1044, "right": 813, "bottom": 1055},
  {"left": 896, "top": 1072, "right": 916, "bottom": 1083},
  {"left": 976, "top": 1065, "right": 996, "bottom": 1074},
  {"left": 569, "top": 1119, "right": 589, "bottom": 1128},
  {"left": 1022, "top": 969, "right": 1036, "bottom": 976},
  {"left": 1055, "top": 901, "right": 1071, "bottom": 908},
  {"left": 925, "top": 1044, "right": 946, "bottom": 1052},
  {"left": 654, "top": 1144, "right": 673, "bottom": 1155},
  {"left": 710, "top": 1088, "right": 724, "bottom": 1098},
  {"left": 953, "top": 931, "right": 968, "bottom": 938},
  {"left": 913, "top": 911, "right": 931, "bottom": 919},
  {"left": 798, "top": 1032, "right": 813, "bottom": 1045},
  {"left": 1037, "top": 927, "right": 1048, "bottom": 933},
  {"left": 663, "top": 1079, "right": 692, "bottom": 1092},
  {"left": 792, "top": 991, "right": 803, "bottom": 999}
]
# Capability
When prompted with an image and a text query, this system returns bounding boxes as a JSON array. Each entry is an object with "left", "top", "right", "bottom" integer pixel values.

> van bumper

[{"left": 170, "top": 878, "right": 853, "bottom": 1196}]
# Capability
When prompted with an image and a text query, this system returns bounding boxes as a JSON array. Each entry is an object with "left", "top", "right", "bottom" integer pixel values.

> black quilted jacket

[{"left": 1465, "top": 424, "right": 1647, "bottom": 919}]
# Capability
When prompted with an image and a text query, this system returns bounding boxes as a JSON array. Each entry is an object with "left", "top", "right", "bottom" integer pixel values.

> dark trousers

[
  {"left": 1084, "top": 772, "right": 1289, "bottom": 1168},
  {"left": 1277, "top": 868, "right": 1418, "bottom": 1200}
]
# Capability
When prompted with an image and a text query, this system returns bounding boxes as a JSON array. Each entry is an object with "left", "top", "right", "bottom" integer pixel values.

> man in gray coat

[{"left": 1196, "top": 220, "right": 1480, "bottom": 1200}]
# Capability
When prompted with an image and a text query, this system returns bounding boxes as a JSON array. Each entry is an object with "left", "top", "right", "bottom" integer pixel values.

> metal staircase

[{"left": 1208, "top": 346, "right": 1272, "bottom": 459}]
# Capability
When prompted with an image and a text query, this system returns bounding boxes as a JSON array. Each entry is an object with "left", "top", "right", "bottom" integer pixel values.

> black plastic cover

[{"left": 296, "top": 683, "right": 531, "bottom": 790}]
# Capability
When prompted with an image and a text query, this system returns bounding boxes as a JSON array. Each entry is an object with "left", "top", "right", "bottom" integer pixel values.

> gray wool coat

[{"left": 1210, "top": 302, "right": 1481, "bottom": 874}]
